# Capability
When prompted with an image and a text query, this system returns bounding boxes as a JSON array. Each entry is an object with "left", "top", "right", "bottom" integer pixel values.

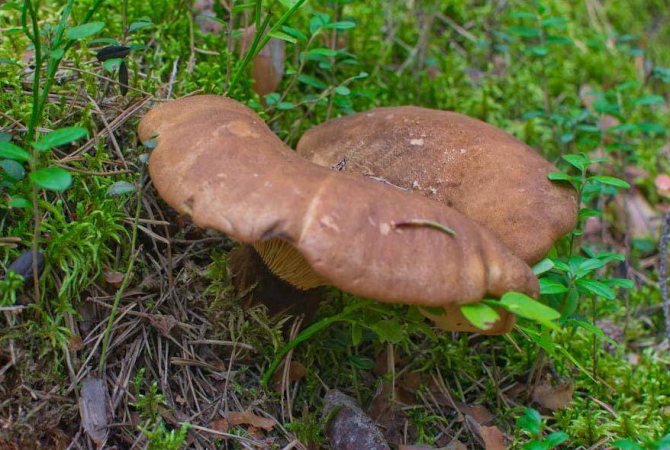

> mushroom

[
  {"left": 296, "top": 106, "right": 579, "bottom": 265},
  {"left": 139, "top": 95, "right": 539, "bottom": 334}
]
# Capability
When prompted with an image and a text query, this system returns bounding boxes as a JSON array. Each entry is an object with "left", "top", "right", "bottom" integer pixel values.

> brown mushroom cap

[
  {"left": 296, "top": 106, "right": 579, "bottom": 264},
  {"left": 139, "top": 95, "right": 539, "bottom": 332}
]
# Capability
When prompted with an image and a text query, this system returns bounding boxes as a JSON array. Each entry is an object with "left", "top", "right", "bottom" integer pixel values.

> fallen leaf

[
  {"left": 227, "top": 410, "right": 275, "bottom": 431},
  {"left": 532, "top": 378, "right": 574, "bottom": 410},
  {"left": 271, "top": 360, "right": 307, "bottom": 391},
  {"left": 467, "top": 415, "right": 507, "bottom": 450},
  {"left": 211, "top": 418, "right": 230, "bottom": 433},
  {"left": 457, "top": 403, "right": 494, "bottom": 425},
  {"left": 79, "top": 377, "right": 109, "bottom": 447},
  {"left": 103, "top": 271, "right": 124, "bottom": 287},
  {"left": 68, "top": 334, "right": 84, "bottom": 351},
  {"left": 479, "top": 425, "right": 507, "bottom": 450},
  {"left": 148, "top": 314, "right": 178, "bottom": 337}
]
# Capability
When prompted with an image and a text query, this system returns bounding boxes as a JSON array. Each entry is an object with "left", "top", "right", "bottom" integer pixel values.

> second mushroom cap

[{"left": 296, "top": 106, "right": 579, "bottom": 264}]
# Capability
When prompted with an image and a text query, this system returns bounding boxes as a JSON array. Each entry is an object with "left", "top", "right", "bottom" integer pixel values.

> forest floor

[{"left": 1, "top": 0, "right": 670, "bottom": 449}]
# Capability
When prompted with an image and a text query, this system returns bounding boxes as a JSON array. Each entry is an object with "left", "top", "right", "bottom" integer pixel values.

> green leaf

[
  {"left": 334, "top": 86, "right": 351, "bottom": 96},
  {"left": 281, "top": 26, "right": 307, "bottom": 43},
  {"left": 497, "top": 292, "right": 560, "bottom": 329},
  {"left": 460, "top": 303, "right": 500, "bottom": 330},
  {"left": 529, "top": 45, "right": 549, "bottom": 56},
  {"left": 103, "top": 58, "right": 123, "bottom": 72},
  {"left": 545, "top": 431, "right": 569, "bottom": 448},
  {"left": 562, "top": 154, "right": 589, "bottom": 171},
  {"left": 107, "top": 181, "right": 136, "bottom": 196},
  {"left": 542, "top": 17, "right": 568, "bottom": 28},
  {"left": 508, "top": 26, "right": 540, "bottom": 38},
  {"left": 268, "top": 31, "right": 297, "bottom": 44},
  {"left": 30, "top": 167, "right": 72, "bottom": 191},
  {"left": 605, "top": 278, "right": 635, "bottom": 289},
  {"left": 349, "top": 355, "right": 373, "bottom": 370},
  {"left": 612, "top": 441, "right": 644, "bottom": 450},
  {"left": 587, "top": 175, "right": 630, "bottom": 189},
  {"left": 33, "top": 127, "right": 88, "bottom": 152},
  {"left": 539, "top": 278, "right": 568, "bottom": 295},
  {"left": 129, "top": 18, "right": 154, "bottom": 32},
  {"left": 547, "top": 172, "right": 575, "bottom": 182},
  {"left": 65, "top": 22, "right": 105, "bottom": 40},
  {"left": 0, "top": 141, "right": 30, "bottom": 162},
  {"left": 532, "top": 258, "right": 554, "bottom": 275},
  {"left": 517, "top": 408, "right": 542, "bottom": 435},
  {"left": 351, "top": 323, "right": 363, "bottom": 346},
  {"left": 50, "top": 47, "right": 64, "bottom": 60},
  {"left": 0, "top": 159, "right": 25, "bottom": 180},
  {"left": 8, "top": 197, "right": 31, "bottom": 209},
  {"left": 298, "top": 74, "right": 327, "bottom": 89},
  {"left": 634, "top": 95, "right": 665, "bottom": 106},
  {"left": 277, "top": 101, "right": 296, "bottom": 110},
  {"left": 324, "top": 21, "right": 356, "bottom": 30},
  {"left": 576, "top": 279, "right": 615, "bottom": 300},
  {"left": 369, "top": 319, "right": 404, "bottom": 344}
]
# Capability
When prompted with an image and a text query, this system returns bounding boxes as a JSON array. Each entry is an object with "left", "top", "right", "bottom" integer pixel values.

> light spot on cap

[
  {"left": 410, "top": 138, "right": 424, "bottom": 146},
  {"left": 227, "top": 120, "right": 260, "bottom": 138},
  {"left": 379, "top": 223, "right": 391, "bottom": 235}
]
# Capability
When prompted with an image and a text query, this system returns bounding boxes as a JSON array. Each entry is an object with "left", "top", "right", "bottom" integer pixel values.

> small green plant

[
  {"left": 132, "top": 368, "right": 167, "bottom": 423},
  {"left": 516, "top": 407, "right": 569, "bottom": 449},
  {"left": 140, "top": 421, "right": 190, "bottom": 450},
  {"left": 132, "top": 368, "right": 190, "bottom": 450},
  {"left": 613, "top": 434, "right": 670, "bottom": 450}
]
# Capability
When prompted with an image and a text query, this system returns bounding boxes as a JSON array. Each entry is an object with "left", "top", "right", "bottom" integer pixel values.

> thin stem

[
  {"left": 98, "top": 174, "right": 144, "bottom": 373},
  {"left": 261, "top": 301, "right": 369, "bottom": 388}
]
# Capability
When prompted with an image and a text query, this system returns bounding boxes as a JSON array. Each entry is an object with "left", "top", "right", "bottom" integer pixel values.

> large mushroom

[
  {"left": 139, "top": 95, "right": 539, "bottom": 334},
  {"left": 296, "top": 106, "right": 579, "bottom": 265}
]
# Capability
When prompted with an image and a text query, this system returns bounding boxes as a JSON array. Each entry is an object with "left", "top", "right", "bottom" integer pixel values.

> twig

[{"left": 659, "top": 210, "right": 670, "bottom": 338}]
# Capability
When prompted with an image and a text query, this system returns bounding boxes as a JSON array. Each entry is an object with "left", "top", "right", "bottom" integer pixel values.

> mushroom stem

[{"left": 229, "top": 244, "right": 323, "bottom": 321}]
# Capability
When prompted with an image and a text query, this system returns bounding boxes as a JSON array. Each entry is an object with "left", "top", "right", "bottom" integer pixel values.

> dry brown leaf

[
  {"left": 457, "top": 403, "right": 494, "bottom": 425},
  {"left": 211, "top": 418, "right": 230, "bottom": 433},
  {"left": 227, "top": 410, "right": 275, "bottom": 431},
  {"left": 532, "top": 379, "right": 574, "bottom": 410},
  {"left": 68, "top": 334, "right": 84, "bottom": 351},
  {"left": 79, "top": 377, "right": 109, "bottom": 447},
  {"left": 479, "top": 425, "right": 507, "bottom": 450},
  {"left": 103, "top": 271, "right": 124, "bottom": 287},
  {"left": 467, "top": 415, "right": 507, "bottom": 450},
  {"left": 148, "top": 314, "right": 178, "bottom": 337},
  {"left": 271, "top": 360, "right": 307, "bottom": 391}
]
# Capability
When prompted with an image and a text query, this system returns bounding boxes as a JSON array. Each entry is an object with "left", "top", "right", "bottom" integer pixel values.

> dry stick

[{"left": 659, "top": 210, "right": 670, "bottom": 338}]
